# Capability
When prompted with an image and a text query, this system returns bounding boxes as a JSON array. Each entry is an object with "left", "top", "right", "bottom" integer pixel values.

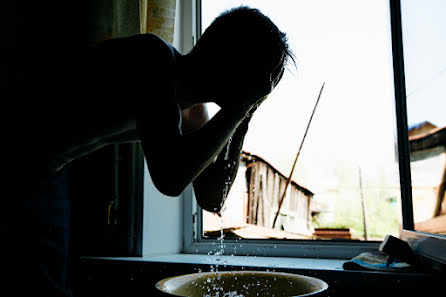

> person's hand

[
  {"left": 240, "top": 71, "right": 272, "bottom": 110},
  {"left": 244, "top": 94, "right": 268, "bottom": 118},
  {"left": 218, "top": 72, "right": 272, "bottom": 116}
]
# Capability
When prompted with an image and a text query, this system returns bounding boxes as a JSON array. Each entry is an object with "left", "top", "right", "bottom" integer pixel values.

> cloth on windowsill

[{"left": 343, "top": 250, "right": 413, "bottom": 272}]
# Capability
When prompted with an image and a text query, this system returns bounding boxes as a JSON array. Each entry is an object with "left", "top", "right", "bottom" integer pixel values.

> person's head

[{"left": 186, "top": 6, "right": 295, "bottom": 105}]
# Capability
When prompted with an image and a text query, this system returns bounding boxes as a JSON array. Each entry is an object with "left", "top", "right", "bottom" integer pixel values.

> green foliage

[{"left": 312, "top": 188, "right": 400, "bottom": 240}]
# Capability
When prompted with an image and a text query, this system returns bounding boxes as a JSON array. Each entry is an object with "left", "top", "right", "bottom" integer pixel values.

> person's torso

[{"left": 3, "top": 34, "right": 180, "bottom": 171}]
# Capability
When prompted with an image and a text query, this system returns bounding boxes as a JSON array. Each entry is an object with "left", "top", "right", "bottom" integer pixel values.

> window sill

[
  {"left": 82, "top": 253, "right": 345, "bottom": 271},
  {"left": 79, "top": 254, "right": 442, "bottom": 297}
]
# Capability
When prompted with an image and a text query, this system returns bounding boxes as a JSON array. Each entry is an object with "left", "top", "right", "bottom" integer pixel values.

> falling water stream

[
  {"left": 197, "top": 138, "right": 273, "bottom": 297},
  {"left": 181, "top": 137, "right": 325, "bottom": 297},
  {"left": 200, "top": 137, "right": 246, "bottom": 296}
]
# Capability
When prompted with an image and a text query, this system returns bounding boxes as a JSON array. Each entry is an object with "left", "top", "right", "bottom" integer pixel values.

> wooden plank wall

[{"left": 245, "top": 157, "right": 313, "bottom": 235}]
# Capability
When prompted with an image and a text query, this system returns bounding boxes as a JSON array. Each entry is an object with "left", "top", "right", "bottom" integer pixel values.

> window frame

[
  {"left": 182, "top": 0, "right": 394, "bottom": 260},
  {"left": 183, "top": 186, "right": 380, "bottom": 259},
  {"left": 179, "top": 0, "right": 445, "bottom": 266},
  {"left": 389, "top": 0, "right": 446, "bottom": 270}
]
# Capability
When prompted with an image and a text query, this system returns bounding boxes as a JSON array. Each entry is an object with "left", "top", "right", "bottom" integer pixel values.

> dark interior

[{"left": 1, "top": 1, "right": 443, "bottom": 296}]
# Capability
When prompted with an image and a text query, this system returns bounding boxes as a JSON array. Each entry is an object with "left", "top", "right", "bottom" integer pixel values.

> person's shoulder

[
  {"left": 123, "top": 34, "right": 177, "bottom": 67},
  {"left": 133, "top": 33, "right": 168, "bottom": 44},
  {"left": 93, "top": 34, "right": 172, "bottom": 56},
  {"left": 119, "top": 34, "right": 173, "bottom": 53}
]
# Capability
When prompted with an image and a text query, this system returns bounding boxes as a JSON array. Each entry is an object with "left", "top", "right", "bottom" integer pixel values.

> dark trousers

[{"left": 1, "top": 166, "right": 72, "bottom": 296}]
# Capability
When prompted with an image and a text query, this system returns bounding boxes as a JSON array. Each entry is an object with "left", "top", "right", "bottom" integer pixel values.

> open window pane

[
  {"left": 202, "top": 0, "right": 401, "bottom": 241},
  {"left": 401, "top": 0, "right": 446, "bottom": 235}
]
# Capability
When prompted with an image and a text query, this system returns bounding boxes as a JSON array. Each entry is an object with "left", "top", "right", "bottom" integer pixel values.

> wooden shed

[{"left": 241, "top": 151, "right": 314, "bottom": 236}]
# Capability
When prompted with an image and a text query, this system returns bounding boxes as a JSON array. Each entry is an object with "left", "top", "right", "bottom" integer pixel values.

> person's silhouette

[{"left": 1, "top": 6, "right": 294, "bottom": 296}]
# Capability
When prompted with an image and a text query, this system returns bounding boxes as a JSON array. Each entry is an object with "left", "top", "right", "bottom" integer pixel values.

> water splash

[
  {"left": 204, "top": 291, "right": 245, "bottom": 297},
  {"left": 222, "top": 137, "right": 234, "bottom": 202},
  {"left": 224, "top": 137, "right": 232, "bottom": 161}
]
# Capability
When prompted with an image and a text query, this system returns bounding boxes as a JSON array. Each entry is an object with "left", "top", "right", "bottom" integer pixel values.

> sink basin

[{"left": 156, "top": 270, "right": 328, "bottom": 296}]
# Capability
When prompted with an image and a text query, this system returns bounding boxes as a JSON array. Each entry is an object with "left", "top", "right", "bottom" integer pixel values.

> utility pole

[
  {"left": 358, "top": 166, "right": 369, "bottom": 240},
  {"left": 272, "top": 83, "right": 325, "bottom": 229}
]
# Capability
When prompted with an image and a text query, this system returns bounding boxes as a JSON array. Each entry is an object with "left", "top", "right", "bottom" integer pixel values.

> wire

[{"left": 406, "top": 64, "right": 446, "bottom": 97}]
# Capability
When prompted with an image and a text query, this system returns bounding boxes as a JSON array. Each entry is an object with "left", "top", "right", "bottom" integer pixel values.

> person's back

[
  {"left": 3, "top": 33, "right": 179, "bottom": 173},
  {"left": 1, "top": 33, "right": 181, "bottom": 296},
  {"left": 1, "top": 6, "right": 294, "bottom": 296}
]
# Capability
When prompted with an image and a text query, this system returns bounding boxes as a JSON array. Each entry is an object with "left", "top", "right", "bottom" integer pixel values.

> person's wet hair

[{"left": 189, "top": 6, "right": 295, "bottom": 87}]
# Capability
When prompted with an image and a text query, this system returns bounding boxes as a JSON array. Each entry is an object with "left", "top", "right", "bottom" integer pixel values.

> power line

[{"left": 406, "top": 64, "right": 446, "bottom": 97}]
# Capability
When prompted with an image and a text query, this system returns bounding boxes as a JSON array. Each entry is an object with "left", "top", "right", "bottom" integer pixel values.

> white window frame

[
  {"left": 133, "top": 0, "right": 445, "bottom": 270},
  {"left": 180, "top": 0, "right": 383, "bottom": 260},
  {"left": 175, "top": 0, "right": 446, "bottom": 267}
]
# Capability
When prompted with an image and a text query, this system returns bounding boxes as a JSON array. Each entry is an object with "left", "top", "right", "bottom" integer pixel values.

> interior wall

[{"left": 142, "top": 0, "right": 186, "bottom": 256}]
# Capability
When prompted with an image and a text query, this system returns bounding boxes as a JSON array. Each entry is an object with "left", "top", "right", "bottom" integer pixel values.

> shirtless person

[{"left": 1, "top": 6, "right": 293, "bottom": 296}]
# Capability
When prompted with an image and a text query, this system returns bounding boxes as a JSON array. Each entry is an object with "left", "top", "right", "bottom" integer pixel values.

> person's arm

[
  {"left": 137, "top": 53, "right": 271, "bottom": 205},
  {"left": 181, "top": 103, "right": 210, "bottom": 135},
  {"left": 137, "top": 97, "right": 251, "bottom": 198},
  {"left": 191, "top": 96, "right": 268, "bottom": 213},
  {"left": 180, "top": 103, "right": 248, "bottom": 212},
  {"left": 192, "top": 116, "right": 250, "bottom": 212},
  {"left": 180, "top": 103, "right": 250, "bottom": 213}
]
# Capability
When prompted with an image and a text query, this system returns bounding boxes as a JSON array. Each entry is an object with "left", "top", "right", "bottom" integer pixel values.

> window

[
  {"left": 400, "top": 0, "right": 446, "bottom": 236},
  {"left": 181, "top": 0, "right": 446, "bottom": 264},
  {"left": 183, "top": 0, "right": 401, "bottom": 259},
  {"left": 202, "top": 0, "right": 401, "bottom": 243},
  {"left": 394, "top": 0, "right": 446, "bottom": 267}
]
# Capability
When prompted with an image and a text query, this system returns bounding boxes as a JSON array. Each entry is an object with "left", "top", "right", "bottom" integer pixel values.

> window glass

[
  {"left": 401, "top": 0, "right": 446, "bottom": 235},
  {"left": 202, "top": 0, "right": 401, "bottom": 241}
]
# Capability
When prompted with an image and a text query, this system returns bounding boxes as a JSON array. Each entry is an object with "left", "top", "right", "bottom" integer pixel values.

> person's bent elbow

[{"left": 150, "top": 170, "right": 188, "bottom": 197}]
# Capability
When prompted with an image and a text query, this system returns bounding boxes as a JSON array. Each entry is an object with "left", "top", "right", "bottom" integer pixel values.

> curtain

[
  {"left": 87, "top": 0, "right": 178, "bottom": 43},
  {"left": 140, "top": 0, "right": 177, "bottom": 44},
  {"left": 88, "top": 0, "right": 140, "bottom": 42}
]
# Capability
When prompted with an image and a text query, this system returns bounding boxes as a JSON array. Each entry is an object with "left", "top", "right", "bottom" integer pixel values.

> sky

[
  {"left": 401, "top": 0, "right": 446, "bottom": 128},
  {"left": 200, "top": 0, "right": 442, "bottom": 193}
]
